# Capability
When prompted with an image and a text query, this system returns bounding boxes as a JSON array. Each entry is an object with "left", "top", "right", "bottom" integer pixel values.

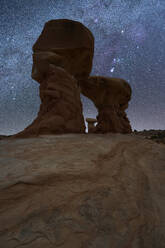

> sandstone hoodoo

[
  {"left": 86, "top": 117, "right": 97, "bottom": 133},
  {"left": 20, "top": 66, "right": 85, "bottom": 136},
  {"left": 13, "top": 19, "right": 132, "bottom": 137},
  {"left": 79, "top": 76, "right": 132, "bottom": 133},
  {"left": 14, "top": 19, "right": 95, "bottom": 137}
]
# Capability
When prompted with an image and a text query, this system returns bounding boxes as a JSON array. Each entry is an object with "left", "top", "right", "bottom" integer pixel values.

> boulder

[
  {"left": 32, "top": 19, "right": 94, "bottom": 82},
  {"left": 86, "top": 118, "right": 97, "bottom": 133},
  {"left": 0, "top": 134, "right": 165, "bottom": 247}
]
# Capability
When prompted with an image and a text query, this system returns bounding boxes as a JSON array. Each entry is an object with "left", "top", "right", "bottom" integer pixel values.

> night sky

[{"left": 0, "top": 0, "right": 165, "bottom": 135}]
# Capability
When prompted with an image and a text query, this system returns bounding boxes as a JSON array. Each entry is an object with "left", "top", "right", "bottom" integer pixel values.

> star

[{"left": 0, "top": 0, "right": 165, "bottom": 134}]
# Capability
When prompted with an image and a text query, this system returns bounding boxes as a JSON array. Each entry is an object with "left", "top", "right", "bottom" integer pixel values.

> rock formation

[
  {"left": 13, "top": 18, "right": 133, "bottom": 137},
  {"left": 79, "top": 76, "right": 132, "bottom": 133},
  {"left": 32, "top": 19, "right": 94, "bottom": 82},
  {"left": 14, "top": 19, "right": 94, "bottom": 137},
  {"left": 0, "top": 133, "right": 165, "bottom": 247},
  {"left": 19, "top": 66, "right": 86, "bottom": 136},
  {"left": 86, "top": 118, "right": 97, "bottom": 133}
]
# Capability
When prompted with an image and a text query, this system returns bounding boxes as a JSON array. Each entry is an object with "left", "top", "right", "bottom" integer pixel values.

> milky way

[{"left": 0, "top": 0, "right": 165, "bottom": 135}]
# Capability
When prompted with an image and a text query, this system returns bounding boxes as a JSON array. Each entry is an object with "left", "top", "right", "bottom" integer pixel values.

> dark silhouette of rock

[
  {"left": 86, "top": 118, "right": 97, "bottom": 133},
  {"left": 0, "top": 135, "right": 8, "bottom": 140},
  {"left": 12, "top": 19, "right": 133, "bottom": 138},
  {"left": 14, "top": 19, "right": 95, "bottom": 137},
  {"left": 79, "top": 76, "right": 132, "bottom": 133},
  {"left": 32, "top": 19, "right": 94, "bottom": 82},
  {"left": 134, "top": 129, "right": 165, "bottom": 144}
]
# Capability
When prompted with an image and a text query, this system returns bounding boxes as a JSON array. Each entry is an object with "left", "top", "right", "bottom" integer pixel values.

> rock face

[
  {"left": 79, "top": 76, "right": 132, "bottom": 133},
  {"left": 14, "top": 19, "right": 95, "bottom": 137},
  {"left": 0, "top": 134, "right": 165, "bottom": 248}
]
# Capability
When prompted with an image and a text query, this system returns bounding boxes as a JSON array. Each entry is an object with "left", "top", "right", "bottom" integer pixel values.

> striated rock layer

[{"left": 0, "top": 134, "right": 165, "bottom": 247}]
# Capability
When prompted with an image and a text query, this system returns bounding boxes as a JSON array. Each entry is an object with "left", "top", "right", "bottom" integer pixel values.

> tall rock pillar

[{"left": 14, "top": 19, "right": 94, "bottom": 137}]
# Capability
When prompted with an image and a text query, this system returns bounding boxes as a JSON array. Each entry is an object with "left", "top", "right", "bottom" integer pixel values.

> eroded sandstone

[
  {"left": 32, "top": 19, "right": 94, "bottom": 82},
  {"left": 79, "top": 76, "right": 132, "bottom": 133},
  {"left": 0, "top": 134, "right": 165, "bottom": 247},
  {"left": 14, "top": 19, "right": 95, "bottom": 137},
  {"left": 14, "top": 66, "right": 85, "bottom": 137},
  {"left": 13, "top": 19, "right": 133, "bottom": 137}
]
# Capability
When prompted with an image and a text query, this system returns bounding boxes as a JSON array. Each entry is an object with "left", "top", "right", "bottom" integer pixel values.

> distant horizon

[{"left": 1, "top": 122, "right": 164, "bottom": 136}]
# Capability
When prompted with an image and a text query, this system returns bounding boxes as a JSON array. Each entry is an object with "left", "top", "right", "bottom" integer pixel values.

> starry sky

[{"left": 0, "top": 0, "right": 165, "bottom": 135}]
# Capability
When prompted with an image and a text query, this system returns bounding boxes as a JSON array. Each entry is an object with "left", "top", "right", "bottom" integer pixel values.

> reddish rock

[
  {"left": 32, "top": 19, "right": 94, "bottom": 82},
  {"left": 79, "top": 76, "right": 132, "bottom": 133},
  {"left": 14, "top": 19, "right": 95, "bottom": 137},
  {"left": 13, "top": 19, "right": 133, "bottom": 137},
  {"left": 14, "top": 66, "right": 85, "bottom": 137},
  {"left": 86, "top": 118, "right": 97, "bottom": 133}
]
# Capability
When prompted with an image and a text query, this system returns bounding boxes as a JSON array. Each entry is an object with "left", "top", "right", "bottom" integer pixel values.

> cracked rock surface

[{"left": 0, "top": 134, "right": 165, "bottom": 248}]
